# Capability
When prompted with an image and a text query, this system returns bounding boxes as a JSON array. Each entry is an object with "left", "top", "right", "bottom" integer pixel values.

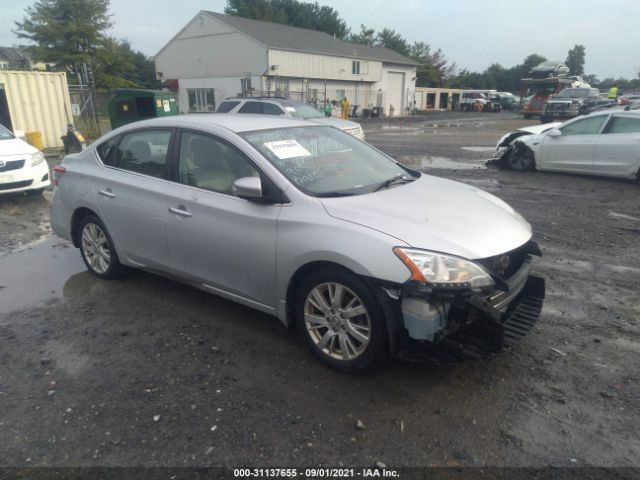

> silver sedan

[{"left": 51, "top": 115, "right": 545, "bottom": 372}]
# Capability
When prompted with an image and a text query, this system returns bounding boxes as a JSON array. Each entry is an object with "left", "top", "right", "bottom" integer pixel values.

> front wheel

[
  {"left": 502, "top": 144, "right": 536, "bottom": 171},
  {"left": 294, "top": 268, "right": 388, "bottom": 372},
  {"left": 78, "top": 215, "right": 126, "bottom": 279}
]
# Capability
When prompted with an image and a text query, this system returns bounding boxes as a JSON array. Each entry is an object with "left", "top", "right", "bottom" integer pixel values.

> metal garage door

[{"left": 386, "top": 72, "right": 404, "bottom": 116}]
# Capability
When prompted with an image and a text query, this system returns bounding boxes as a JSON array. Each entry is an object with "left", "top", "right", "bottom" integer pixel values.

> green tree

[
  {"left": 376, "top": 28, "right": 410, "bottom": 56},
  {"left": 14, "top": 0, "right": 112, "bottom": 66},
  {"left": 93, "top": 38, "right": 159, "bottom": 90},
  {"left": 410, "top": 41, "right": 456, "bottom": 87},
  {"left": 565, "top": 44, "right": 586, "bottom": 76},
  {"left": 225, "top": 0, "right": 349, "bottom": 39},
  {"left": 349, "top": 24, "right": 376, "bottom": 46}
]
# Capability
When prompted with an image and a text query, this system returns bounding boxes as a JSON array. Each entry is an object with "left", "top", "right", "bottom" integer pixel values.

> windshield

[
  {"left": 0, "top": 124, "right": 15, "bottom": 140},
  {"left": 281, "top": 102, "right": 325, "bottom": 119},
  {"left": 242, "top": 126, "right": 416, "bottom": 197},
  {"left": 556, "top": 88, "right": 589, "bottom": 98}
]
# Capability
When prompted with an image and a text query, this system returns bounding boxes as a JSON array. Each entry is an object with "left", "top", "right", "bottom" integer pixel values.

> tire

[
  {"left": 504, "top": 144, "right": 535, "bottom": 171},
  {"left": 26, "top": 188, "right": 44, "bottom": 196},
  {"left": 294, "top": 268, "right": 388, "bottom": 372},
  {"left": 78, "top": 214, "right": 126, "bottom": 279}
]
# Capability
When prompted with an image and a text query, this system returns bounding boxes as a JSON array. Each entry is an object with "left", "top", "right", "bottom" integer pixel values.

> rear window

[
  {"left": 238, "top": 102, "right": 263, "bottom": 114},
  {"left": 217, "top": 101, "right": 241, "bottom": 113},
  {"left": 96, "top": 136, "right": 120, "bottom": 165},
  {"left": 605, "top": 116, "right": 640, "bottom": 134}
]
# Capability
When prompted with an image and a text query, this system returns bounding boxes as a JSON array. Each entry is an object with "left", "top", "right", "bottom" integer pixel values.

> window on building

[
  {"left": 352, "top": 61, "right": 360, "bottom": 75},
  {"left": 187, "top": 88, "right": 215, "bottom": 113},
  {"left": 336, "top": 89, "right": 346, "bottom": 100}
]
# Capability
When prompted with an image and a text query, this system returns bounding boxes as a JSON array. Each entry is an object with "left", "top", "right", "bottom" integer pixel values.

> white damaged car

[{"left": 495, "top": 110, "right": 640, "bottom": 179}]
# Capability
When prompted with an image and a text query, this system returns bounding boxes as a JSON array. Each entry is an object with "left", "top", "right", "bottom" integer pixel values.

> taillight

[{"left": 53, "top": 165, "right": 66, "bottom": 186}]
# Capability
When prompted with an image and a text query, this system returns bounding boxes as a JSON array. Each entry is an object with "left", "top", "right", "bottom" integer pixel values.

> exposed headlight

[
  {"left": 393, "top": 247, "right": 494, "bottom": 289},
  {"left": 30, "top": 151, "right": 45, "bottom": 167}
]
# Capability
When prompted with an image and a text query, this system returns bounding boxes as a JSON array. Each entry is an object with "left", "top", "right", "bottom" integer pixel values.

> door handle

[
  {"left": 169, "top": 206, "right": 193, "bottom": 217},
  {"left": 98, "top": 189, "right": 116, "bottom": 198}
]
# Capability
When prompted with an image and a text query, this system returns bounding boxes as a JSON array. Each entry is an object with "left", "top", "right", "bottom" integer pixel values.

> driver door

[
  {"left": 539, "top": 115, "right": 609, "bottom": 173},
  {"left": 164, "top": 130, "right": 282, "bottom": 311}
]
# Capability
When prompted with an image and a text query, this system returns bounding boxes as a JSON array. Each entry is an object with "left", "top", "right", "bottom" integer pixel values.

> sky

[{"left": 2, "top": 0, "right": 639, "bottom": 79}]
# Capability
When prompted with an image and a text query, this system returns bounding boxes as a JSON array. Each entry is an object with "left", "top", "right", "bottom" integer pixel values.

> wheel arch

[
  {"left": 283, "top": 260, "right": 403, "bottom": 355},
  {"left": 70, "top": 207, "right": 100, "bottom": 247}
]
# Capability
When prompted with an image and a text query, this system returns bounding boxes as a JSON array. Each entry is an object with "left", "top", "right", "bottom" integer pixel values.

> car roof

[{"left": 111, "top": 114, "right": 319, "bottom": 134}]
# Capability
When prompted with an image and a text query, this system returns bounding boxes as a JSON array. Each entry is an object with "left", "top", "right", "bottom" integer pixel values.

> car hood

[
  {"left": 496, "top": 122, "right": 562, "bottom": 148},
  {"left": 319, "top": 175, "right": 532, "bottom": 260},
  {"left": 0, "top": 137, "right": 38, "bottom": 157},
  {"left": 519, "top": 122, "right": 563, "bottom": 134},
  {"left": 309, "top": 117, "right": 361, "bottom": 130}
]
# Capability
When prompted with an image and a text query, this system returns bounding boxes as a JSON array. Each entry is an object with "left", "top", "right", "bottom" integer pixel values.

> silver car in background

[{"left": 51, "top": 115, "right": 545, "bottom": 372}]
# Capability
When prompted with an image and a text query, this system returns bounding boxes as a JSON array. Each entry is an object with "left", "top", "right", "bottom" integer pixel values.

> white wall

[
  {"left": 155, "top": 13, "right": 268, "bottom": 80},
  {"left": 374, "top": 64, "right": 417, "bottom": 116},
  {"left": 268, "top": 49, "right": 383, "bottom": 82}
]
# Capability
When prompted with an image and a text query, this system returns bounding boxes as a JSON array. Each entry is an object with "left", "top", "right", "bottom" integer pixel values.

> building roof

[
  {"left": 0, "top": 47, "right": 32, "bottom": 67},
  {"left": 204, "top": 12, "right": 419, "bottom": 67}
]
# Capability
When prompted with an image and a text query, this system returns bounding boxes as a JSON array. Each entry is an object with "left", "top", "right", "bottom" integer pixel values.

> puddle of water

[
  {"left": 461, "top": 146, "right": 496, "bottom": 152},
  {"left": 0, "top": 237, "right": 85, "bottom": 315},
  {"left": 398, "top": 155, "right": 486, "bottom": 170}
]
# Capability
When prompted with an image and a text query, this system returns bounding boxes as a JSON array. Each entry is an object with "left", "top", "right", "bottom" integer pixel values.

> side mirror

[
  {"left": 233, "top": 176, "right": 262, "bottom": 200},
  {"left": 547, "top": 129, "right": 562, "bottom": 138}
]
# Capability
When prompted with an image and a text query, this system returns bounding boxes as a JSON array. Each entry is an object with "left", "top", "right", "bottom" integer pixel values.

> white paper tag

[
  {"left": 263, "top": 140, "right": 311, "bottom": 159},
  {"left": 284, "top": 106, "right": 296, "bottom": 112}
]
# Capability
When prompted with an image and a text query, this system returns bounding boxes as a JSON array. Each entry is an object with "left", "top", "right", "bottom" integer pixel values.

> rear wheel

[
  {"left": 294, "top": 268, "right": 388, "bottom": 372},
  {"left": 78, "top": 215, "right": 126, "bottom": 279}
]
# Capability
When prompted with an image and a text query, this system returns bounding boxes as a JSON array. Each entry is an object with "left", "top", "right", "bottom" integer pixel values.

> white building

[{"left": 155, "top": 11, "right": 418, "bottom": 116}]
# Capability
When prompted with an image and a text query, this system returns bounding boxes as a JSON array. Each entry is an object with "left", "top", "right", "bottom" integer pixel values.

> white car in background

[
  {"left": 0, "top": 124, "right": 50, "bottom": 195},
  {"left": 496, "top": 110, "right": 640, "bottom": 179},
  {"left": 216, "top": 98, "right": 365, "bottom": 140}
]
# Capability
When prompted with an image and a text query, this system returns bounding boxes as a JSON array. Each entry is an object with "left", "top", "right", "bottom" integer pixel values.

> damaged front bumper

[{"left": 390, "top": 242, "right": 545, "bottom": 364}]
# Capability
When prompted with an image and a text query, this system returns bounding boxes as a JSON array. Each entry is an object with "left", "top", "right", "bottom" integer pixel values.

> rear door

[
  {"left": 538, "top": 115, "right": 609, "bottom": 173},
  {"left": 94, "top": 128, "right": 174, "bottom": 270},
  {"left": 164, "top": 129, "right": 282, "bottom": 310},
  {"left": 594, "top": 114, "right": 640, "bottom": 177}
]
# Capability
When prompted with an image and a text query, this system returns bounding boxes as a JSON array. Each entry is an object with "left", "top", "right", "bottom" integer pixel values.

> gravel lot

[{"left": 0, "top": 112, "right": 639, "bottom": 471}]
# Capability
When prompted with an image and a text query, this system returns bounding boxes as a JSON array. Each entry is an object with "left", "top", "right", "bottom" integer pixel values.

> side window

[
  {"left": 178, "top": 132, "right": 259, "bottom": 196},
  {"left": 96, "top": 135, "right": 120, "bottom": 166},
  {"left": 560, "top": 116, "right": 607, "bottom": 136},
  {"left": 238, "top": 101, "right": 263, "bottom": 114},
  {"left": 115, "top": 130, "right": 172, "bottom": 179},
  {"left": 217, "top": 101, "right": 241, "bottom": 113},
  {"left": 263, "top": 103, "right": 285, "bottom": 115},
  {"left": 605, "top": 116, "right": 640, "bottom": 134}
]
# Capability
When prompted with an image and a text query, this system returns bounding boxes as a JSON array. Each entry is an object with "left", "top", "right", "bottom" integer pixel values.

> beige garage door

[{"left": 386, "top": 72, "right": 404, "bottom": 116}]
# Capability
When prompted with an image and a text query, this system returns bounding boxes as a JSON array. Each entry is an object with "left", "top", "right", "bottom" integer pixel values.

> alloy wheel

[
  {"left": 303, "top": 282, "right": 371, "bottom": 361},
  {"left": 81, "top": 223, "right": 111, "bottom": 274}
]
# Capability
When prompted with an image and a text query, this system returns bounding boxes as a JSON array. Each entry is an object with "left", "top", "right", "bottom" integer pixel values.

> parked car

[
  {"left": 494, "top": 121, "right": 563, "bottom": 164},
  {"left": 216, "top": 97, "right": 364, "bottom": 140},
  {"left": 540, "top": 88, "right": 614, "bottom": 123},
  {"left": 0, "top": 124, "right": 50, "bottom": 195},
  {"left": 497, "top": 110, "right": 640, "bottom": 179},
  {"left": 50, "top": 115, "right": 545, "bottom": 372},
  {"left": 497, "top": 92, "right": 519, "bottom": 110},
  {"left": 620, "top": 93, "right": 640, "bottom": 108}
]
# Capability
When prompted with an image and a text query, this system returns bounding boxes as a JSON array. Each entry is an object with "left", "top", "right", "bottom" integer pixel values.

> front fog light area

[{"left": 394, "top": 247, "right": 494, "bottom": 289}]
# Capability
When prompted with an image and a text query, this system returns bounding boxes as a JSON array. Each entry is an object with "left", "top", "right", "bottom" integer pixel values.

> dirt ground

[{"left": 0, "top": 112, "right": 639, "bottom": 471}]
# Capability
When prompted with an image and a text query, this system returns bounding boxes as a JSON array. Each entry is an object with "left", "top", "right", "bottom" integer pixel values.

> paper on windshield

[
  {"left": 263, "top": 139, "right": 311, "bottom": 159},
  {"left": 284, "top": 106, "right": 296, "bottom": 112}
]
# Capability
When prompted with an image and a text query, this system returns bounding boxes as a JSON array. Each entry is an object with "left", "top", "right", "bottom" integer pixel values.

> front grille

[
  {"left": 477, "top": 242, "right": 532, "bottom": 280},
  {"left": 0, "top": 180, "right": 33, "bottom": 191},
  {"left": 546, "top": 102, "right": 570, "bottom": 113},
  {"left": 0, "top": 159, "right": 25, "bottom": 172}
]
